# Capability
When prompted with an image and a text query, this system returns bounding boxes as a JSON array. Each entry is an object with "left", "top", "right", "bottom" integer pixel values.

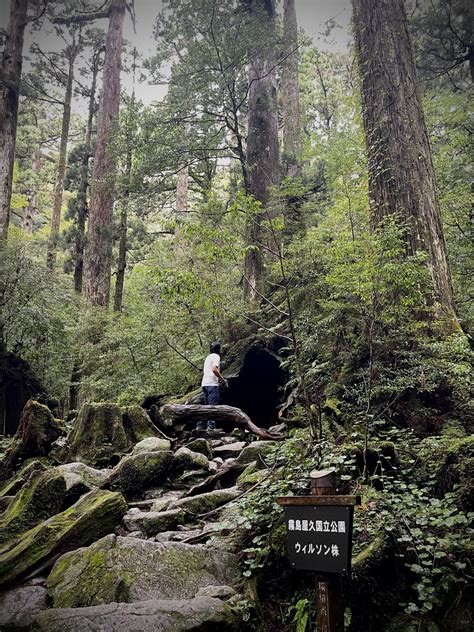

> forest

[{"left": 0, "top": 0, "right": 472, "bottom": 630}]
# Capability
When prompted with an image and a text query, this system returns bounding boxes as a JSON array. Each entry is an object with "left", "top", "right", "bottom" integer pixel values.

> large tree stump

[
  {"left": 159, "top": 404, "right": 284, "bottom": 441},
  {"left": 0, "top": 400, "right": 65, "bottom": 481}
]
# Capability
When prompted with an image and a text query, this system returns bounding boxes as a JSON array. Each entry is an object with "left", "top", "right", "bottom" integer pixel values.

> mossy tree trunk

[
  {"left": 352, "top": 0, "right": 456, "bottom": 317},
  {"left": 83, "top": 0, "right": 126, "bottom": 307},
  {"left": 243, "top": 0, "right": 280, "bottom": 303}
]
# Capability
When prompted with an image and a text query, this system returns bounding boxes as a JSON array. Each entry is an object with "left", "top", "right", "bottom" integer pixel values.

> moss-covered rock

[
  {"left": 185, "top": 438, "right": 213, "bottom": 459},
  {"left": 132, "top": 437, "right": 171, "bottom": 454},
  {"left": 0, "top": 468, "right": 67, "bottom": 543},
  {"left": 56, "top": 462, "right": 112, "bottom": 488},
  {"left": 65, "top": 403, "right": 128, "bottom": 466},
  {"left": 142, "top": 508, "right": 186, "bottom": 536},
  {"left": 47, "top": 535, "right": 239, "bottom": 607},
  {"left": 0, "top": 488, "right": 127, "bottom": 588},
  {"left": 32, "top": 596, "right": 238, "bottom": 631},
  {"left": 236, "top": 462, "right": 269, "bottom": 489},
  {"left": 169, "top": 488, "right": 240, "bottom": 516},
  {"left": 112, "top": 450, "right": 174, "bottom": 497},
  {"left": 0, "top": 459, "right": 46, "bottom": 497},
  {"left": 0, "top": 400, "right": 65, "bottom": 481},
  {"left": 235, "top": 441, "right": 276, "bottom": 467},
  {"left": 174, "top": 447, "right": 210, "bottom": 474}
]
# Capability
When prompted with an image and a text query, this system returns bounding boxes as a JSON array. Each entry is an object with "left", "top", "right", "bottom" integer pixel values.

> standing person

[{"left": 197, "top": 342, "right": 227, "bottom": 433}]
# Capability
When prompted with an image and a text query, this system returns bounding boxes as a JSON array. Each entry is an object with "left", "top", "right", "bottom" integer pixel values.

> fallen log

[{"left": 159, "top": 404, "right": 284, "bottom": 441}]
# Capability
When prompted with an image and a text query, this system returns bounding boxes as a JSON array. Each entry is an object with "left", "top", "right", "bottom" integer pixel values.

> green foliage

[{"left": 2, "top": 236, "right": 78, "bottom": 398}]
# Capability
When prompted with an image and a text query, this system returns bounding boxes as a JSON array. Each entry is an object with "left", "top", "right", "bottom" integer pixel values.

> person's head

[{"left": 210, "top": 341, "right": 221, "bottom": 355}]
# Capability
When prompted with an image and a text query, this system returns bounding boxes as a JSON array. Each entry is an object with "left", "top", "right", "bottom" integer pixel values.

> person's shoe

[
  {"left": 196, "top": 421, "right": 206, "bottom": 433},
  {"left": 206, "top": 421, "right": 216, "bottom": 431}
]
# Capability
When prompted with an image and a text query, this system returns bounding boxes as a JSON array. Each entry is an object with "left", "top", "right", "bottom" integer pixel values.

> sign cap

[{"left": 310, "top": 467, "right": 336, "bottom": 479}]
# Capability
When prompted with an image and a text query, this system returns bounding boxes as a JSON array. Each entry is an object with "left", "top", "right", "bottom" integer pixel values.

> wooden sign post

[{"left": 277, "top": 469, "right": 360, "bottom": 632}]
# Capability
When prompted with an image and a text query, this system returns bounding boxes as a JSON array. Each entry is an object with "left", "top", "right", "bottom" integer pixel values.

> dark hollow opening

[{"left": 221, "top": 346, "right": 286, "bottom": 428}]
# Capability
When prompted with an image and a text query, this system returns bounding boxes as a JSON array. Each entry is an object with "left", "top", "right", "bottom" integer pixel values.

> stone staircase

[{"left": 0, "top": 425, "right": 281, "bottom": 631}]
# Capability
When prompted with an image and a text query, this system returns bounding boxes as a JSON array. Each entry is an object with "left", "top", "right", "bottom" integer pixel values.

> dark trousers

[
  {"left": 197, "top": 386, "right": 220, "bottom": 430},
  {"left": 203, "top": 385, "right": 220, "bottom": 405}
]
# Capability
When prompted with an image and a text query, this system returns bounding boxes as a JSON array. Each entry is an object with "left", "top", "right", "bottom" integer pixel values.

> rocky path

[{"left": 0, "top": 404, "right": 283, "bottom": 631}]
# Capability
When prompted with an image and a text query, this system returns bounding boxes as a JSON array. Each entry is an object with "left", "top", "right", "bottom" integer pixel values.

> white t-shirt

[{"left": 202, "top": 353, "right": 220, "bottom": 386}]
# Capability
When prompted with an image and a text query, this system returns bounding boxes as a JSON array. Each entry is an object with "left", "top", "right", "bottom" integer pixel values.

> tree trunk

[
  {"left": 83, "top": 0, "right": 126, "bottom": 307},
  {"left": 243, "top": 0, "right": 280, "bottom": 302},
  {"left": 176, "top": 165, "right": 189, "bottom": 219},
  {"left": 21, "top": 148, "right": 41, "bottom": 232},
  {"left": 160, "top": 404, "right": 284, "bottom": 440},
  {"left": 113, "top": 199, "right": 128, "bottom": 313},
  {"left": 352, "top": 0, "right": 455, "bottom": 315},
  {"left": 0, "top": 0, "right": 27, "bottom": 242},
  {"left": 282, "top": 0, "right": 301, "bottom": 178},
  {"left": 74, "top": 51, "right": 100, "bottom": 295}
]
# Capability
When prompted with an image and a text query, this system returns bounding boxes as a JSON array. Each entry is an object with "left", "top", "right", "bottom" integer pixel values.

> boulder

[
  {"left": 0, "top": 460, "right": 46, "bottom": 497},
  {"left": 169, "top": 488, "right": 240, "bottom": 516},
  {"left": 185, "top": 438, "right": 213, "bottom": 459},
  {"left": 0, "top": 469, "right": 67, "bottom": 543},
  {"left": 56, "top": 462, "right": 112, "bottom": 488},
  {"left": 0, "top": 488, "right": 127, "bottom": 588},
  {"left": 0, "top": 401, "right": 65, "bottom": 481},
  {"left": 112, "top": 450, "right": 174, "bottom": 497},
  {"left": 32, "top": 597, "right": 237, "bottom": 631},
  {"left": 236, "top": 441, "right": 276, "bottom": 466},
  {"left": 196, "top": 585, "right": 236, "bottom": 599},
  {"left": 47, "top": 535, "right": 239, "bottom": 608},
  {"left": 213, "top": 442, "right": 246, "bottom": 460},
  {"left": 122, "top": 406, "right": 161, "bottom": 444},
  {"left": 142, "top": 509, "right": 186, "bottom": 536},
  {"left": 174, "top": 447, "right": 209, "bottom": 473},
  {"left": 0, "top": 584, "right": 47, "bottom": 629},
  {"left": 132, "top": 437, "right": 172, "bottom": 454},
  {"left": 65, "top": 403, "right": 128, "bottom": 466},
  {"left": 236, "top": 462, "right": 269, "bottom": 489}
]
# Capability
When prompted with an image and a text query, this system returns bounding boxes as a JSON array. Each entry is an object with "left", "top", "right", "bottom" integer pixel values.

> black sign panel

[{"left": 284, "top": 505, "right": 353, "bottom": 573}]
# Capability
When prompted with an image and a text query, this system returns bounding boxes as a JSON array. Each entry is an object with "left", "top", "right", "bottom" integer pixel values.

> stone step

[{"left": 31, "top": 596, "right": 238, "bottom": 631}]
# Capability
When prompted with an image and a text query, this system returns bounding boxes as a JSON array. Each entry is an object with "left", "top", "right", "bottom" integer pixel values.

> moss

[
  {"left": 0, "top": 460, "right": 46, "bottom": 497},
  {"left": 113, "top": 450, "right": 174, "bottom": 497},
  {"left": 67, "top": 402, "right": 128, "bottom": 466},
  {"left": 236, "top": 462, "right": 268, "bottom": 489},
  {"left": 121, "top": 405, "right": 158, "bottom": 444},
  {"left": 0, "top": 488, "right": 127, "bottom": 588},
  {"left": 0, "top": 401, "right": 65, "bottom": 481},
  {"left": 0, "top": 469, "right": 66, "bottom": 543}
]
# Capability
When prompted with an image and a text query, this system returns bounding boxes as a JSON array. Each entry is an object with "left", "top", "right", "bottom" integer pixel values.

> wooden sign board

[{"left": 277, "top": 496, "right": 359, "bottom": 574}]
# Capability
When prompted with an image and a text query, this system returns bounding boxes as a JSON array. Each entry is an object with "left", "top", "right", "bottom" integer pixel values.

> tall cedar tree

[
  {"left": 352, "top": 0, "right": 456, "bottom": 316},
  {"left": 83, "top": 0, "right": 126, "bottom": 306},
  {"left": 0, "top": 0, "right": 28, "bottom": 242},
  {"left": 73, "top": 40, "right": 103, "bottom": 294},
  {"left": 243, "top": 0, "right": 280, "bottom": 302},
  {"left": 282, "top": 0, "right": 301, "bottom": 177},
  {"left": 46, "top": 28, "right": 83, "bottom": 270}
]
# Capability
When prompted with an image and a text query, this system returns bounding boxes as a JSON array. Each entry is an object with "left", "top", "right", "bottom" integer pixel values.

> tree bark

[
  {"left": 243, "top": 0, "right": 280, "bottom": 302},
  {"left": 352, "top": 0, "right": 455, "bottom": 315},
  {"left": 0, "top": 0, "right": 28, "bottom": 241},
  {"left": 160, "top": 404, "right": 284, "bottom": 440},
  {"left": 47, "top": 50, "right": 75, "bottom": 270},
  {"left": 282, "top": 0, "right": 301, "bottom": 178},
  {"left": 83, "top": 0, "right": 126, "bottom": 307},
  {"left": 21, "top": 148, "right": 41, "bottom": 232},
  {"left": 176, "top": 165, "right": 189, "bottom": 219},
  {"left": 74, "top": 48, "right": 100, "bottom": 295}
]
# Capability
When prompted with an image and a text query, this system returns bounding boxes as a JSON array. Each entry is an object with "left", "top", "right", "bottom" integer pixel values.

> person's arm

[{"left": 211, "top": 357, "right": 227, "bottom": 385}]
